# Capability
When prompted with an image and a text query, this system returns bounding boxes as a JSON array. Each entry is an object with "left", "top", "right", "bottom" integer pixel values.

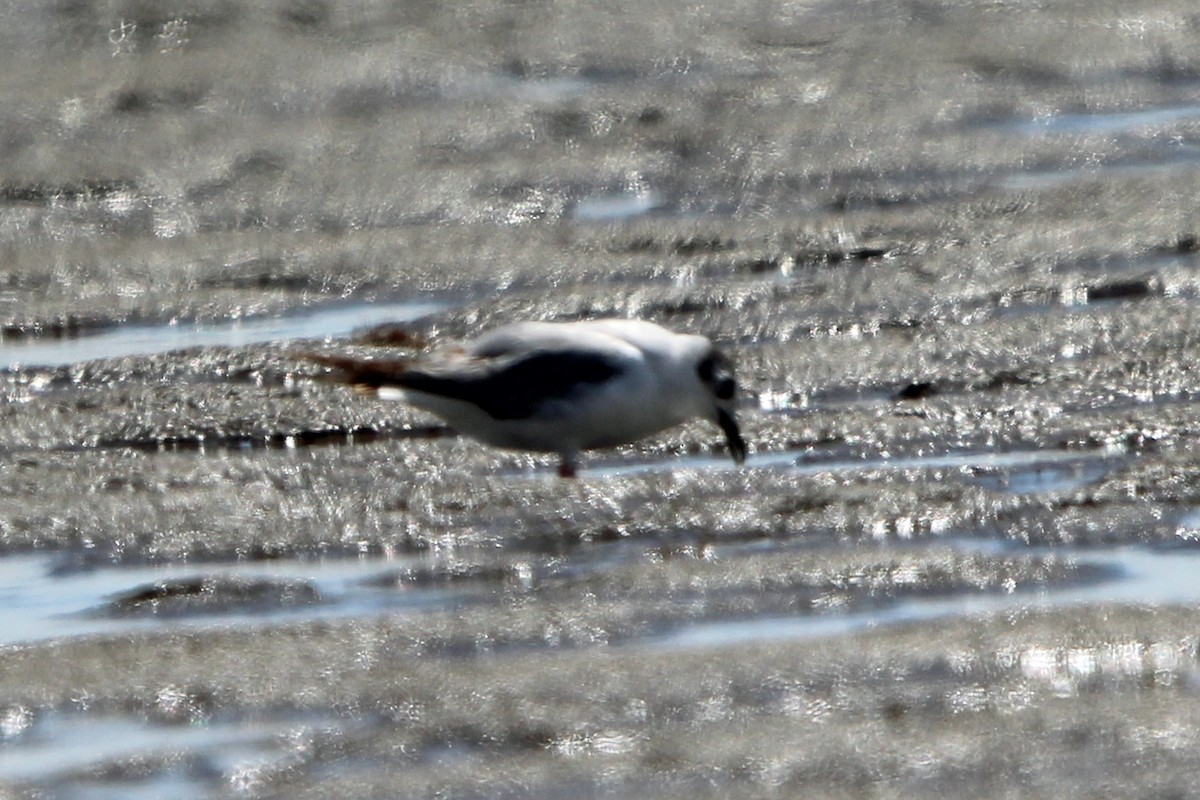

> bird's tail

[{"left": 294, "top": 351, "right": 414, "bottom": 396}]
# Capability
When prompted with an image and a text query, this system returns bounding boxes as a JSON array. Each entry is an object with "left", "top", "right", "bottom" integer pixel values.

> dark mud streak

[
  {"left": 111, "top": 86, "right": 207, "bottom": 114},
  {"left": 0, "top": 179, "right": 137, "bottom": 206},
  {"left": 0, "top": 425, "right": 451, "bottom": 460},
  {"left": 1, "top": 318, "right": 122, "bottom": 341},
  {"left": 893, "top": 381, "right": 939, "bottom": 401},
  {"left": 1086, "top": 275, "right": 1162, "bottom": 303},
  {"left": 87, "top": 425, "right": 453, "bottom": 454},
  {"left": 104, "top": 576, "right": 322, "bottom": 619}
]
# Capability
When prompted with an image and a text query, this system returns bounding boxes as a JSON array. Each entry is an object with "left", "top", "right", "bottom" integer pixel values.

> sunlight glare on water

[
  {"left": 1, "top": 298, "right": 450, "bottom": 369},
  {"left": 0, "top": 552, "right": 453, "bottom": 646},
  {"left": 657, "top": 546, "right": 1200, "bottom": 650}
]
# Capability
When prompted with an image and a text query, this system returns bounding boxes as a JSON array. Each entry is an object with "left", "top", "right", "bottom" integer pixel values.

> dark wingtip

[
  {"left": 717, "top": 408, "right": 747, "bottom": 465},
  {"left": 292, "top": 350, "right": 355, "bottom": 371},
  {"left": 291, "top": 351, "right": 409, "bottom": 389}
]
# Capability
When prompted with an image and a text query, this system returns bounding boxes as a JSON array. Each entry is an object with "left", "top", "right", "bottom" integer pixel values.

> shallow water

[
  {"left": 0, "top": 298, "right": 449, "bottom": 370},
  {"left": 0, "top": 537, "right": 1196, "bottom": 795},
  {"left": 0, "top": 441, "right": 1142, "bottom": 651},
  {"left": 0, "top": 708, "right": 347, "bottom": 798},
  {"left": 573, "top": 188, "right": 666, "bottom": 222},
  {"left": 657, "top": 545, "right": 1200, "bottom": 650},
  {"left": 0, "top": 552, "right": 465, "bottom": 647},
  {"left": 0, "top": 541, "right": 1190, "bottom": 652},
  {"left": 998, "top": 151, "right": 1200, "bottom": 191},
  {"left": 589, "top": 443, "right": 1128, "bottom": 491},
  {"left": 1008, "top": 103, "right": 1200, "bottom": 138}
]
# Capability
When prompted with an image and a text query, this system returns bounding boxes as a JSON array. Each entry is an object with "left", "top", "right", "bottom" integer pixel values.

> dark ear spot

[{"left": 697, "top": 355, "right": 716, "bottom": 383}]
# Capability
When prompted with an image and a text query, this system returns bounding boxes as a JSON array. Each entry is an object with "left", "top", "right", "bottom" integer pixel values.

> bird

[{"left": 298, "top": 318, "right": 747, "bottom": 477}]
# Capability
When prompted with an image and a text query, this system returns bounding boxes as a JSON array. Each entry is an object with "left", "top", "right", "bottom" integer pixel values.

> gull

[{"left": 300, "top": 318, "right": 747, "bottom": 477}]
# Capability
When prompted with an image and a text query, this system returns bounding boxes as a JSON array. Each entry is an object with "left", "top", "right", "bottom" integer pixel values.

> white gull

[{"left": 300, "top": 318, "right": 746, "bottom": 477}]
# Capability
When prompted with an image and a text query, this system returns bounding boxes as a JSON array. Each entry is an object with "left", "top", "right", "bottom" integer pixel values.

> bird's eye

[{"left": 715, "top": 377, "right": 736, "bottom": 401}]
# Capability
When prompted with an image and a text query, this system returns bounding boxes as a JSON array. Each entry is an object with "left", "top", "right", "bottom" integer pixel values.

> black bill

[{"left": 717, "top": 408, "right": 747, "bottom": 465}]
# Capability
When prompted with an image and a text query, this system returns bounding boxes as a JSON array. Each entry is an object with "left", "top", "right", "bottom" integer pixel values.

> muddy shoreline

[{"left": 5, "top": 0, "right": 1200, "bottom": 796}]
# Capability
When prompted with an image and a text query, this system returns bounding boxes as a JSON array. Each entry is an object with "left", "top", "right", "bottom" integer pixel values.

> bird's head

[{"left": 696, "top": 348, "right": 747, "bottom": 464}]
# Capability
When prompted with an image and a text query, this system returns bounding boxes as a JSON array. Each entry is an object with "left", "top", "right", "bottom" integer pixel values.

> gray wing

[
  {"left": 415, "top": 348, "right": 625, "bottom": 419},
  {"left": 302, "top": 347, "right": 626, "bottom": 421}
]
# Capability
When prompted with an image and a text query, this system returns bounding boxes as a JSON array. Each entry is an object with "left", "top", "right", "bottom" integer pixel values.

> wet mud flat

[{"left": 6, "top": 0, "right": 1200, "bottom": 796}]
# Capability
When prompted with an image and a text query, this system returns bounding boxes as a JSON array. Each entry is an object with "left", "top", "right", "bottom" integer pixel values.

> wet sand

[{"left": 4, "top": 0, "right": 1200, "bottom": 796}]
